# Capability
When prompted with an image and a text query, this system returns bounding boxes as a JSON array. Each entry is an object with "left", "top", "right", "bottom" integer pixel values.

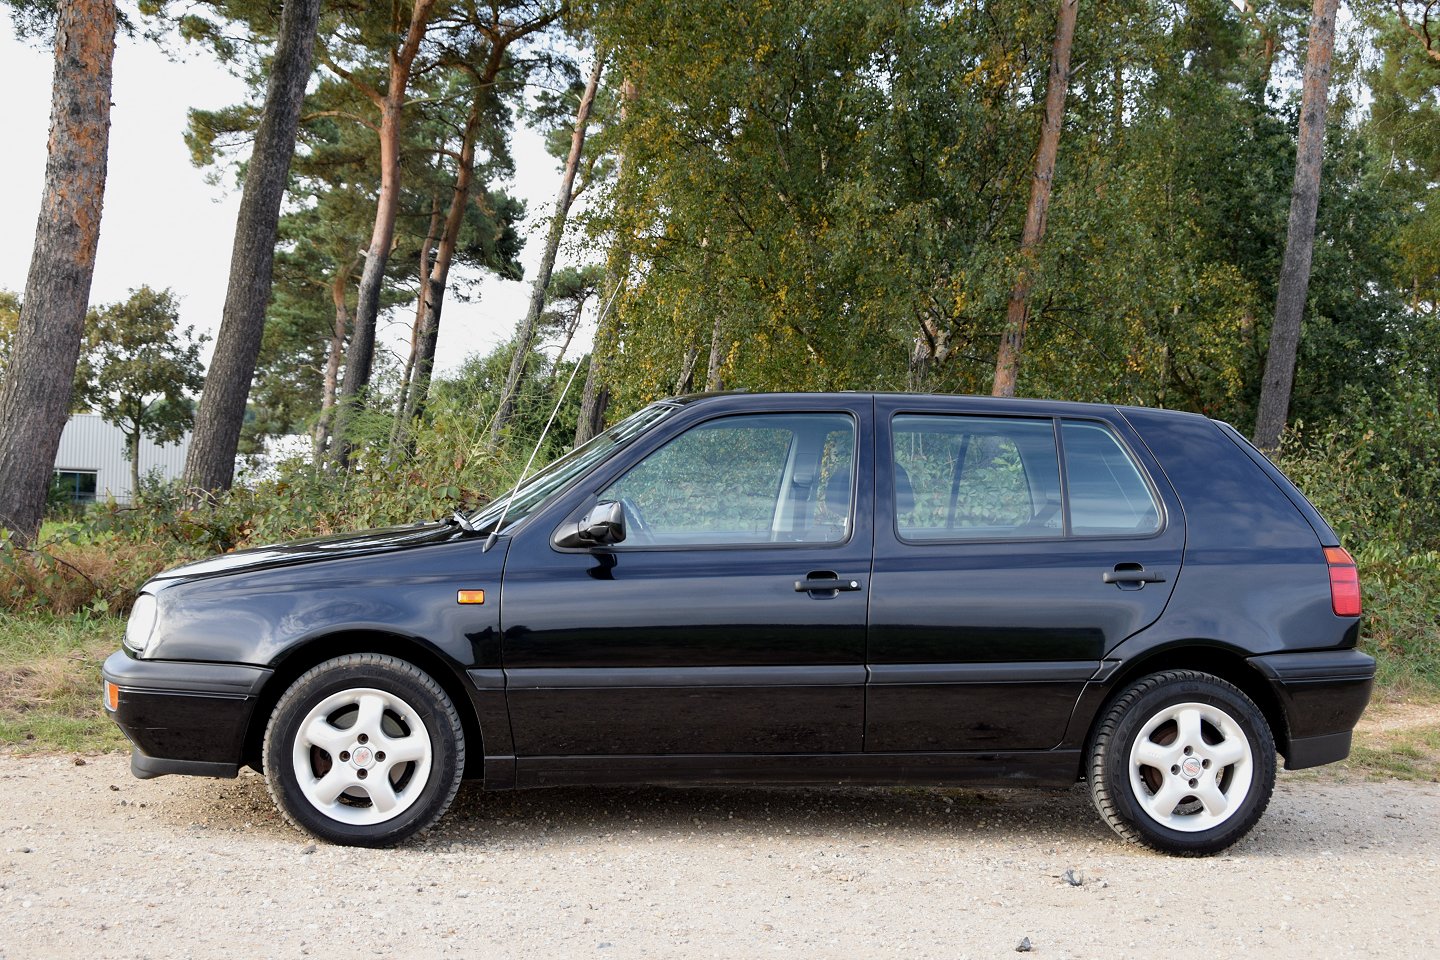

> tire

[
  {"left": 1088, "top": 670, "right": 1276, "bottom": 856},
  {"left": 263, "top": 654, "right": 465, "bottom": 847}
]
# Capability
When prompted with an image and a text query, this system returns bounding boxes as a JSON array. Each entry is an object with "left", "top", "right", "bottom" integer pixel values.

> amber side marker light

[
  {"left": 1324, "top": 546, "right": 1362, "bottom": 617},
  {"left": 457, "top": 589, "right": 486, "bottom": 605},
  {"left": 104, "top": 680, "right": 119, "bottom": 711}
]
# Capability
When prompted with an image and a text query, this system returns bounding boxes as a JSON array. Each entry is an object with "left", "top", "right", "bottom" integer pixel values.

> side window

[
  {"left": 892, "top": 416, "right": 1062, "bottom": 540},
  {"left": 1062, "top": 421, "right": 1161, "bottom": 536},
  {"left": 602, "top": 413, "right": 855, "bottom": 546}
]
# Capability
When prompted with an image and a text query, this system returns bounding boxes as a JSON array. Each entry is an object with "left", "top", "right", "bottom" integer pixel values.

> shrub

[{"left": 1277, "top": 384, "right": 1440, "bottom": 693}]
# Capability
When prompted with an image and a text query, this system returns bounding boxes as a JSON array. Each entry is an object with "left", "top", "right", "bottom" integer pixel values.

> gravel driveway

[{"left": 2, "top": 755, "right": 1437, "bottom": 959}]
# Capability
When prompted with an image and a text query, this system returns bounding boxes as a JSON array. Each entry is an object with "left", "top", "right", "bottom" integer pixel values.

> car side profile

[{"left": 102, "top": 393, "right": 1374, "bottom": 854}]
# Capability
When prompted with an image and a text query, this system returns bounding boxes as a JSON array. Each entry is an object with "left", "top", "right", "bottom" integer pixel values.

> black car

[{"left": 103, "top": 393, "right": 1373, "bottom": 854}]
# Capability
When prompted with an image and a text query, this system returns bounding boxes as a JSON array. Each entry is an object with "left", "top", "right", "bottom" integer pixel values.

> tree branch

[
  {"left": 1396, "top": 0, "right": 1440, "bottom": 61},
  {"left": 300, "top": 109, "right": 380, "bottom": 132},
  {"left": 319, "top": 53, "right": 385, "bottom": 108}
]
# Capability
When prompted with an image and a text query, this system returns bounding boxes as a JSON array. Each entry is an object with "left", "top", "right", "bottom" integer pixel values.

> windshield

[{"left": 470, "top": 402, "right": 680, "bottom": 536}]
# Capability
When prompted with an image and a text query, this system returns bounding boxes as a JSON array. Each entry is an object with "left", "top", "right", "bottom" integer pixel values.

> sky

[{"left": 0, "top": 19, "right": 582, "bottom": 380}]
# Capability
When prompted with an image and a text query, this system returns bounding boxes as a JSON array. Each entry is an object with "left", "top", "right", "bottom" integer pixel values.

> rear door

[{"left": 866, "top": 397, "right": 1184, "bottom": 752}]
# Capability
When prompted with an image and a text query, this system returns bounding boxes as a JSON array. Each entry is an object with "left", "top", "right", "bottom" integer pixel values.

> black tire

[
  {"left": 263, "top": 654, "right": 465, "bottom": 847},
  {"left": 1088, "top": 670, "right": 1276, "bottom": 856}
]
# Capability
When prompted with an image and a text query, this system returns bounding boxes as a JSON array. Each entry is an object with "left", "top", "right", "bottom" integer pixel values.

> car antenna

[{"left": 483, "top": 282, "right": 624, "bottom": 553}]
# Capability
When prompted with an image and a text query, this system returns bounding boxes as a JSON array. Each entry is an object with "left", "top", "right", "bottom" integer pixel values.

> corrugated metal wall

[{"left": 54, "top": 414, "right": 190, "bottom": 504}]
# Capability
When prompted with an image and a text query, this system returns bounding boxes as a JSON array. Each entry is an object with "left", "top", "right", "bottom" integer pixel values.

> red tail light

[{"left": 1324, "top": 546, "right": 1361, "bottom": 617}]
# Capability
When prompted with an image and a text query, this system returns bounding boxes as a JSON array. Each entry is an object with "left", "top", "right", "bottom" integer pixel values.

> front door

[
  {"left": 501, "top": 399, "right": 873, "bottom": 759},
  {"left": 866, "top": 398, "right": 1184, "bottom": 752}
]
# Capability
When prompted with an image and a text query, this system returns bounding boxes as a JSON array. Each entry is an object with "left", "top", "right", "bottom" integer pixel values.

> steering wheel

[{"left": 617, "top": 497, "right": 654, "bottom": 545}]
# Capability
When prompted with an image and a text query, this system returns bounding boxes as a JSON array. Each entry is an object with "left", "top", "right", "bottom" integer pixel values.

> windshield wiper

[{"left": 445, "top": 510, "right": 478, "bottom": 533}]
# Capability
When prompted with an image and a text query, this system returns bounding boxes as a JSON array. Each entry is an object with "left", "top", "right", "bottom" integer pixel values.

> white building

[{"left": 53, "top": 413, "right": 190, "bottom": 505}]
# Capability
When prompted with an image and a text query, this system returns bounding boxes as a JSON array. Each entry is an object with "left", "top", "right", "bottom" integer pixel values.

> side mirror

[{"left": 552, "top": 500, "right": 627, "bottom": 549}]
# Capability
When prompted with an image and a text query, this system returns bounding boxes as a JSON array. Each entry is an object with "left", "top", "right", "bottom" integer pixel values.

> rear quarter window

[{"left": 1062, "top": 421, "right": 1161, "bottom": 536}]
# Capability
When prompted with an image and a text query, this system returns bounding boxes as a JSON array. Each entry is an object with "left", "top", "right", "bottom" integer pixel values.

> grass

[
  {"left": 0, "top": 612, "right": 127, "bottom": 755},
  {"left": 1324, "top": 694, "right": 1440, "bottom": 782}
]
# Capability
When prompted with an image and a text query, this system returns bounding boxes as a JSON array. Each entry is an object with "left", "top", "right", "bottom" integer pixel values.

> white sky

[{"left": 0, "top": 19, "right": 583, "bottom": 380}]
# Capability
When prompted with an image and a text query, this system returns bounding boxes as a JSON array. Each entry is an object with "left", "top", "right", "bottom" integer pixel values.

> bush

[
  {"left": 1, "top": 381, "right": 548, "bottom": 616},
  {"left": 1277, "top": 384, "right": 1440, "bottom": 693}
]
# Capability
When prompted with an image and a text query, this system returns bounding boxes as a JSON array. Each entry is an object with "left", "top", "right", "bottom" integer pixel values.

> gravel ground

[{"left": 1, "top": 755, "right": 1437, "bottom": 959}]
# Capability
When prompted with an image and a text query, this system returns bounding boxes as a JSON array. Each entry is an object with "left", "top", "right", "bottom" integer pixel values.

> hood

[{"left": 151, "top": 521, "right": 470, "bottom": 582}]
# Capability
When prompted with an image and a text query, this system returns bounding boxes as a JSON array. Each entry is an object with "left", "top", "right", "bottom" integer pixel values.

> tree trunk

[
  {"left": 183, "top": 0, "right": 322, "bottom": 494},
  {"left": 404, "top": 85, "right": 495, "bottom": 429},
  {"left": 991, "top": 0, "right": 1079, "bottom": 399},
  {"left": 331, "top": 0, "right": 438, "bottom": 466},
  {"left": 1253, "top": 0, "right": 1340, "bottom": 452},
  {"left": 574, "top": 356, "right": 612, "bottom": 445},
  {"left": 492, "top": 52, "right": 606, "bottom": 441},
  {"left": 128, "top": 428, "right": 141, "bottom": 503},
  {"left": 705, "top": 310, "right": 726, "bottom": 391},
  {"left": 553, "top": 305, "right": 584, "bottom": 370},
  {"left": 674, "top": 344, "right": 700, "bottom": 394},
  {"left": 313, "top": 253, "right": 361, "bottom": 454},
  {"left": 0, "top": 0, "right": 116, "bottom": 542},
  {"left": 575, "top": 75, "right": 637, "bottom": 447},
  {"left": 392, "top": 192, "right": 443, "bottom": 447},
  {"left": 575, "top": 278, "right": 622, "bottom": 445}
]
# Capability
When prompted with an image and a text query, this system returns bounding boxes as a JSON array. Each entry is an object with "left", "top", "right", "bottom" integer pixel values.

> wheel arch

[
  {"left": 243, "top": 630, "right": 484, "bottom": 779},
  {"left": 1068, "top": 641, "right": 1289, "bottom": 778}
]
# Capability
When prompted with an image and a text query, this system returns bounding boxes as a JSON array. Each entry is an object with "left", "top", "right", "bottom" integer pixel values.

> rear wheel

[
  {"left": 1088, "top": 670, "right": 1275, "bottom": 855},
  {"left": 263, "top": 654, "right": 465, "bottom": 847}
]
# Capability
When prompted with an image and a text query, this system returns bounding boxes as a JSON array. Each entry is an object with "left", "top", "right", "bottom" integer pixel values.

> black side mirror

[{"left": 552, "top": 500, "right": 627, "bottom": 549}]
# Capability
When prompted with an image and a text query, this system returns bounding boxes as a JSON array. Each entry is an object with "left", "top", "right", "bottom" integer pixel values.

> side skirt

[{"left": 511, "top": 750, "right": 1082, "bottom": 790}]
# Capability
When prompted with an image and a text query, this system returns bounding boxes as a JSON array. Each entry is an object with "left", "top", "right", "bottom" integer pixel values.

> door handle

[
  {"left": 795, "top": 576, "right": 862, "bottom": 593},
  {"left": 1103, "top": 567, "right": 1167, "bottom": 584}
]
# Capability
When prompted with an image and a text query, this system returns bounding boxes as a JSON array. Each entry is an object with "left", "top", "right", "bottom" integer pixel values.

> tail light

[{"left": 1324, "top": 546, "right": 1361, "bottom": 617}]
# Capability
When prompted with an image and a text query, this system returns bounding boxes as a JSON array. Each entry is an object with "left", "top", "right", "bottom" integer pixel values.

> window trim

[
  {"left": 53, "top": 469, "right": 100, "bottom": 504},
  {"left": 886, "top": 411, "right": 1168, "bottom": 546},
  {"left": 1059, "top": 418, "right": 1166, "bottom": 540},
  {"left": 559, "top": 409, "right": 862, "bottom": 554}
]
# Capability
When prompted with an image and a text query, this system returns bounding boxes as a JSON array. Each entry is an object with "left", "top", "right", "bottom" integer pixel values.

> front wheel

[
  {"left": 263, "top": 654, "right": 465, "bottom": 847},
  {"left": 1088, "top": 670, "right": 1276, "bottom": 855}
]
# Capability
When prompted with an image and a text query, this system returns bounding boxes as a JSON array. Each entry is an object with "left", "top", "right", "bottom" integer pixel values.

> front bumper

[
  {"left": 1249, "top": 649, "right": 1375, "bottom": 770},
  {"left": 102, "top": 650, "right": 272, "bottom": 780}
]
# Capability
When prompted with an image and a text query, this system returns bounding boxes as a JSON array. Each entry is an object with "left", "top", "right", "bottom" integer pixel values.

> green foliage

[
  {"left": 76, "top": 287, "right": 207, "bottom": 478},
  {"left": 1277, "top": 386, "right": 1440, "bottom": 692},
  {"left": 0, "top": 288, "right": 18, "bottom": 387}
]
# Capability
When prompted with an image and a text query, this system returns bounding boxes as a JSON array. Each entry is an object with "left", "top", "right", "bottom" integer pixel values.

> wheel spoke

[
  {"left": 354, "top": 693, "right": 386, "bottom": 735},
  {"left": 311, "top": 767, "right": 353, "bottom": 806},
  {"left": 1133, "top": 738, "right": 1172, "bottom": 769},
  {"left": 1144, "top": 778, "right": 1188, "bottom": 819},
  {"left": 384, "top": 733, "right": 428, "bottom": 765},
  {"left": 1175, "top": 707, "right": 1203, "bottom": 750},
  {"left": 303, "top": 717, "right": 352, "bottom": 755},
  {"left": 1208, "top": 736, "right": 1248, "bottom": 768},
  {"left": 367, "top": 775, "right": 400, "bottom": 814},
  {"left": 1195, "top": 778, "right": 1229, "bottom": 817}
]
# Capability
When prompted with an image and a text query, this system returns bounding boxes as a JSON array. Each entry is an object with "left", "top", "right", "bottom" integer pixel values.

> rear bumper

[
  {"left": 1249, "top": 649, "right": 1375, "bottom": 770},
  {"left": 102, "top": 650, "right": 272, "bottom": 780}
]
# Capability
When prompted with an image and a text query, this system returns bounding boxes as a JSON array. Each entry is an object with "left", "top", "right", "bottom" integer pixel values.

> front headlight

[{"left": 124, "top": 592, "right": 158, "bottom": 655}]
